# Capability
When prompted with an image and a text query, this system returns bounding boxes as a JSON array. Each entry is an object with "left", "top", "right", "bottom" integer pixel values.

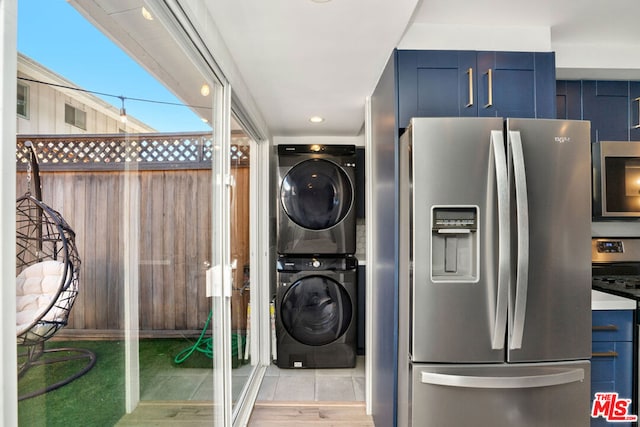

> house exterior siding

[{"left": 17, "top": 53, "right": 155, "bottom": 135}]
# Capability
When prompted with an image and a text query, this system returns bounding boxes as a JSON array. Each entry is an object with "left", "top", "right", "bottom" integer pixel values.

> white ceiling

[
  {"left": 71, "top": 0, "right": 640, "bottom": 137},
  {"left": 204, "top": 0, "right": 419, "bottom": 137}
]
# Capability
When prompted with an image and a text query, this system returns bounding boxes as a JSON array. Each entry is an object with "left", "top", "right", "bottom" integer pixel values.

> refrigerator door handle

[
  {"left": 490, "top": 130, "right": 509, "bottom": 350},
  {"left": 508, "top": 130, "right": 529, "bottom": 350},
  {"left": 420, "top": 368, "right": 585, "bottom": 389}
]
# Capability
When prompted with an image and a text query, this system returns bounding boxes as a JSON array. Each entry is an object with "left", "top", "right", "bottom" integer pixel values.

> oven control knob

[{"left": 312, "top": 260, "right": 321, "bottom": 268}]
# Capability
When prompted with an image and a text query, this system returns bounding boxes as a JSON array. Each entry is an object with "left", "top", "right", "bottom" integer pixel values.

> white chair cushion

[{"left": 16, "top": 260, "right": 68, "bottom": 337}]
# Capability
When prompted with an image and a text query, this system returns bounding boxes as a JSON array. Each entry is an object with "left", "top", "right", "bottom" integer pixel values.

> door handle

[
  {"left": 466, "top": 68, "right": 474, "bottom": 107},
  {"left": 633, "top": 97, "right": 640, "bottom": 129},
  {"left": 508, "top": 130, "right": 530, "bottom": 350},
  {"left": 490, "top": 130, "right": 509, "bottom": 350},
  {"left": 592, "top": 325, "right": 619, "bottom": 331},
  {"left": 421, "top": 368, "right": 585, "bottom": 389},
  {"left": 484, "top": 68, "right": 493, "bottom": 108},
  {"left": 206, "top": 264, "right": 233, "bottom": 298},
  {"left": 592, "top": 351, "right": 619, "bottom": 358}
]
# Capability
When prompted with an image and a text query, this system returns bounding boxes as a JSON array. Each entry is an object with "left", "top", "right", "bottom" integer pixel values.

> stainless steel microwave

[{"left": 593, "top": 141, "right": 640, "bottom": 218}]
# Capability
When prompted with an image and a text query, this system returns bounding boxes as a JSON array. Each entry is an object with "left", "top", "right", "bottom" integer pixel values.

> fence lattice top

[{"left": 17, "top": 132, "right": 250, "bottom": 170}]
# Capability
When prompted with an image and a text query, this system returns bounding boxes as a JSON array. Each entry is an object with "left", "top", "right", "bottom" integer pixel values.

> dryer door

[
  {"left": 280, "top": 158, "right": 353, "bottom": 230},
  {"left": 280, "top": 275, "right": 353, "bottom": 346}
]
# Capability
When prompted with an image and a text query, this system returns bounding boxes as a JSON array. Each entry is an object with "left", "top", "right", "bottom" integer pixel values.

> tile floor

[
  {"left": 139, "top": 356, "right": 366, "bottom": 404},
  {"left": 256, "top": 356, "right": 366, "bottom": 402},
  {"left": 140, "top": 367, "right": 213, "bottom": 401},
  {"left": 140, "top": 362, "right": 254, "bottom": 403}
]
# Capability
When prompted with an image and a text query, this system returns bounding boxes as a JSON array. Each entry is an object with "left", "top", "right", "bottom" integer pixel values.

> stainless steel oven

[{"left": 593, "top": 141, "right": 640, "bottom": 218}]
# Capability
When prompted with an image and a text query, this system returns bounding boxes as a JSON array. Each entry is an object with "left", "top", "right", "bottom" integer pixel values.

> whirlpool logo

[{"left": 554, "top": 136, "right": 571, "bottom": 144}]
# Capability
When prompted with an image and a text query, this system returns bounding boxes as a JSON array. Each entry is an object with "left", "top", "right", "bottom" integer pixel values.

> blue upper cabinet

[
  {"left": 397, "top": 50, "right": 477, "bottom": 127},
  {"left": 583, "top": 81, "right": 630, "bottom": 142},
  {"left": 476, "top": 51, "right": 556, "bottom": 119},
  {"left": 396, "top": 50, "right": 556, "bottom": 129},
  {"left": 556, "top": 80, "right": 582, "bottom": 120},
  {"left": 556, "top": 79, "right": 640, "bottom": 142},
  {"left": 629, "top": 82, "right": 640, "bottom": 141}
]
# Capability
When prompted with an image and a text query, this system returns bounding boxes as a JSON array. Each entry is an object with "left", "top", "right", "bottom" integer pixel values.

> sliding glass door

[{"left": 14, "top": 1, "right": 246, "bottom": 425}]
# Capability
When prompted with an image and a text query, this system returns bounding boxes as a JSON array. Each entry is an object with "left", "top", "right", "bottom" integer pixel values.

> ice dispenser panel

[{"left": 431, "top": 206, "right": 478, "bottom": 282}]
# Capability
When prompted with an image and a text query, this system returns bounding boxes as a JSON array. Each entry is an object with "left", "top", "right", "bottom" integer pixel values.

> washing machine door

[
  {"left": 280, "top": 275, "right": 352, "bottom": 346},
  {"left": 280, "top": 158, "right": 353, "bottom": 230}
]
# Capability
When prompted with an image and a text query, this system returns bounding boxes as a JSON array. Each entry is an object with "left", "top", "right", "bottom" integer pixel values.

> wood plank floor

[
  {"left": 116, "top": 402, "right": 214, "bottom": 426},
  {"left": 115, "top": 401, "right": 374, "bottom": 426},
  {"left": 248, "top": 401, "right": 374, "bottom": 426}
]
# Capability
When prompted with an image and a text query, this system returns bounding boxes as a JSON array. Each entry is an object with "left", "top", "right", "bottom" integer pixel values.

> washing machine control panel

[{"left": 277, "top": 256, "right": 358, "bottom": 271}]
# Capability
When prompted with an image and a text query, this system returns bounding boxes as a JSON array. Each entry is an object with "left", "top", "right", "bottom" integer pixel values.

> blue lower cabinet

[{"left": 591, "top": 310, "right": 634, "bottom": 427}]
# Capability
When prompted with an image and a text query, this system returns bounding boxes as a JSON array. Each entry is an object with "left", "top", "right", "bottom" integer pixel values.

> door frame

[
  {"left": 145, "top": 3, "right": 272, "bottom": 425},
  {"left": 3, "top": 0, "right": 274, "bottom": 424},
  {"left": 1, "top": 1, "right": 19, "bottom": 425},
  {"left": 147, "top": 3, "right": 274, "bottom": 425}
]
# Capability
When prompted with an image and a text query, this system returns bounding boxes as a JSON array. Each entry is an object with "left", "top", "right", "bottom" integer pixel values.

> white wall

[
  {"left": 555, "top": 42, "right": 640, "bottom": 80},
  {"left": 398, "top": 24, "right": 551, "bottom": 52}
]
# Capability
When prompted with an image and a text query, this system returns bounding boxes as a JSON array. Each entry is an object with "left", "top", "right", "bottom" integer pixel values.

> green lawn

[{"left": 18, "top": 338, "right": 216, "bottom": 426}]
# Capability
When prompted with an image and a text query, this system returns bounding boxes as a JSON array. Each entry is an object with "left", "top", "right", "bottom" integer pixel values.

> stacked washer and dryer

[{"left": 275, "top": 144, "right": 358, "bottom": 369}]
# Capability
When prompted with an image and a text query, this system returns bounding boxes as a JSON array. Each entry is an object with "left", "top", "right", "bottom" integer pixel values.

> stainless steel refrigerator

[{"left": 397, "top": 117, "right": 592, "bottom": 427}]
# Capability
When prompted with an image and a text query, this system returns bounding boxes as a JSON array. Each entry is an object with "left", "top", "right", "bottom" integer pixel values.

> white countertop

[{"left": 592, "top": 290, "right": 636, "bottom": 310}]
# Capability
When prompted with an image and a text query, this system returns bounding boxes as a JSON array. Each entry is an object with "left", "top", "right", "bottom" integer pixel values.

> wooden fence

[{"left": 16, "top": 133, "right": 250, "bottom": 338}]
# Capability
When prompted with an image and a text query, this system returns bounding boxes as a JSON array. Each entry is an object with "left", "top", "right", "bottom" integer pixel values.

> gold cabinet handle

[
  {"left": 484, "top": 68, "right": 493, "bottom": 108},
  {"left": 592, "top": 351, "right": 619, "bottom": 358},
  {"left": 466, "top": 68, "right": 474, "bottom": 107},
  {"left": 592, "top": 325, "right": 619, "bottom": 331},
  {"left": 633, "top": 97, "right": 640, "bottom": 129}
]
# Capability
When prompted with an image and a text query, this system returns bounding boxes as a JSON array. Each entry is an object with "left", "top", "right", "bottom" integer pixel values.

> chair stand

[{"left": 18, "top": 345, "right": 97, "bottom": 401}]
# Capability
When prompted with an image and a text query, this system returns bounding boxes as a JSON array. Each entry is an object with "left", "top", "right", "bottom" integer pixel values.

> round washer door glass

[
  {"left": 281, "top": 158, "right": 353, "bottom": 230},
  {"left": 280, "top": 275, "right": 352, "bottom": 346}
]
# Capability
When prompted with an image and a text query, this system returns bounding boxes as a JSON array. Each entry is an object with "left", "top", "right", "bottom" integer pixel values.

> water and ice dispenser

[{"left": 430, "top": 206, "right": 478, "bottom": 282}]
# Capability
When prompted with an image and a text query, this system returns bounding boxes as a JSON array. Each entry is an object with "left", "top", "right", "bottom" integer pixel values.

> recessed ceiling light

[
  {"left": 200, "top": 84, "right": 211, "bottom": 97},
  {"left": 141, "top": 7, "right": 154, "bottom": 21},
  {"left": 309, "top": 116, "right": 325, "bottom": 123},
  {"left": 311, "top": 0, "right": 332, "bottom": 3}
]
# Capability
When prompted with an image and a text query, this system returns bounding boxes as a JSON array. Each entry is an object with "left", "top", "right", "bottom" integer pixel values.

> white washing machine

[{"left": 277, "top": 144, "right": 356, "bottom": 255}]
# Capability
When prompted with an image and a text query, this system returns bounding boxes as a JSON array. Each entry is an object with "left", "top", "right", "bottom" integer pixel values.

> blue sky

[{"left": 17, "top": 0, "right": 210, "bottom": 132}]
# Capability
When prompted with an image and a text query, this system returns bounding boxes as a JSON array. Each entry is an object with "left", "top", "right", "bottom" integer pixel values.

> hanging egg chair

[
  {"left": 16, "top": 194, "right": 80, "bottom": 345},
  {"left": 16, "top": 141, "right": 95, "bottom": 400}
]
